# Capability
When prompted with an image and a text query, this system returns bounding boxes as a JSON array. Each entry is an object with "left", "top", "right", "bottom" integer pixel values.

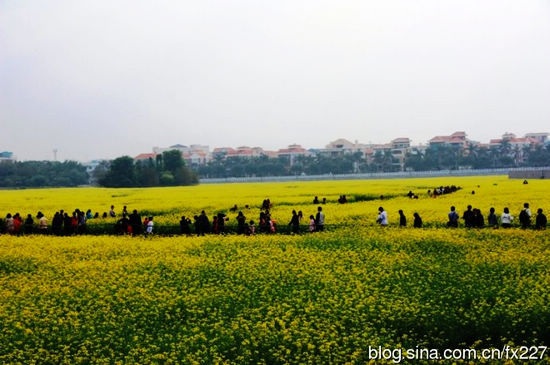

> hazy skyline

[{"left": 1, "top": 0, "right": 549, "bottom": 161}]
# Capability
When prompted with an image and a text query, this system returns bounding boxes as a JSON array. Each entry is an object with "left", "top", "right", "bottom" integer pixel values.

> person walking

[
  {"left": 377, "top": 207, "right": 388, "bottom": 226},
  {"left": 236, "top": 211, "right": 246, "bottom": 234},
  {"left": 315, "top": 207, "right": 325, "bottom": 232},
  {"left": 289, "top": 210, "right": 300, "bottom": 234},
  {"left": 413, "top": 212, "right": 422, "bottom": 228},
  {"left": 309, "top": 215, "right": 316, "bottom": 232},
  {"left": 398, "top": 210, "right": 406, "bottom": 227},
  {"left": 146, "top": 217, "right": 154, "bottom": 235}
]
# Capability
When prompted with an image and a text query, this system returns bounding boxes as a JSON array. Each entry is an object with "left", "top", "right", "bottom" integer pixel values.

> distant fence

[
  {"left": 509, "top": 168, "right": 550, "bottom": 179},
  {"left": 200, "top": 167, "right": 550, "bottom": 184}
]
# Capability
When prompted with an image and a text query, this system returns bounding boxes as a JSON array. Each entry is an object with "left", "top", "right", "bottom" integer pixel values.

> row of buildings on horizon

[
  {"left": 2, "top": 131, "right": 548, "bottom": 173},
  {"left": 133, "top": 131, "right": 549, "bottom": 172}
]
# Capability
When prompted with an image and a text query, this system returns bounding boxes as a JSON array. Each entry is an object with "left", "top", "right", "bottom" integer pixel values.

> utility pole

[{"left": 53, "top": 149, "right": 58, "bottom": 161}]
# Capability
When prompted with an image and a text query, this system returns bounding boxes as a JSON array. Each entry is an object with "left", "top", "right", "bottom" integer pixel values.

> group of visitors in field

[
  {"left": 374, "top": 202, "right": 547, "bottom": 230},
  {"left": 1, "top": 187, "right": 547, "bottom": 235}
]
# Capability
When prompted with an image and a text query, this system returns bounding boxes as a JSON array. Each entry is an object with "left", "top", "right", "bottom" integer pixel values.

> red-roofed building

[
  {"left": 488, "top": 133, "right": 543, "bottom": 164},
  {"left": 134, "top": 153, "right": 157, "bottom": 161},
  {"left": 277, "top": 144, "right": 309, "bottom": 165},
  {"left": 429, "top": 131, "right": 469, "bottom": 148}
]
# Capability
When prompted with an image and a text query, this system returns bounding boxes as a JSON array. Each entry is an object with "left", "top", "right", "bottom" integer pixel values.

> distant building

[
  {"left": 152, "top": 144, "right": 211, "bottom": 166},
  {"left": 524, "top": 132, "right": 549, "bottom": 144},
  {"left": 134, "top": 153, "right": 158, "bottom": 161},
  {"left": 212, "top": 146, "right": 277, "bottom": 160},
  {"left": 0, "top": 151, "right": 15, "bottom": 162},
  {"left": 429, "top": 131, "right": 469, "bottom": 148},
  {"left": 489, "top": 133, "right": 540, "bottom": 148},
  {"left": 390, "top": 138, "right": 411, "bottom": 171},
  {"left": 489, "top": 133, "right": 541, "bottom": 164},
  {"left": 319, "top": 138, "right": 369, "bottom": 157},
  {"left": 226, "top": 146, "right": 259, "bottom": 159},
  {"left": 212, "top": 147, "right": 236, "bottom": 159},
  {"left": 277, "top": 144, "right": 309, "bottom": 166},
  {"left": 84, "top": 159, "right": 108, "bottom": 185}
]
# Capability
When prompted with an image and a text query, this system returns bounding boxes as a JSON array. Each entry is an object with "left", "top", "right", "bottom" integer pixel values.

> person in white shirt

[
  {"left": 377, "top": 207, "right": 388, "bottom": 226},
  {"left": 38, "top": 215, "right": 48, "bottom": 233},
  {"left": 146, "top": 216, "right": 154, "bottom": 234},
  {"left": 501, "top": 207, "right": 514, "bottom": 228}
]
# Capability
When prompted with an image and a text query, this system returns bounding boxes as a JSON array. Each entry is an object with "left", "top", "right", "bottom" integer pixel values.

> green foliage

[
  {"left": 100, "top": 156, "right": 137, "bottom": 187},
  {"left": 0, "top": 160, "right": 88, "bottom": 187},
  {"left": 1, "top": 230, "right": 549, "bottom": 363},
  {"left": 100, "top": 154, "right": 198, "bottom": 188},
  {"left": 406, "top": 142, "right": 550, "bottom": 171}
]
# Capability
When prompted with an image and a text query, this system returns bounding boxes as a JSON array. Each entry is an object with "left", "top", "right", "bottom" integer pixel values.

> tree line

[
  {"left": 94, "top": 150, "right": 198, "bottom": 187},
  {"left": 197, "top": 142, "right": 550, "bottom": 178},
  {"left": 1, "top": 142, "right": 549, "bottom": 187},
  {"left": 0, "top": 161, "right": 88, "bottom": 187},
  {"left": 405, "top": 142, "right": 550, "bottom": 171}
]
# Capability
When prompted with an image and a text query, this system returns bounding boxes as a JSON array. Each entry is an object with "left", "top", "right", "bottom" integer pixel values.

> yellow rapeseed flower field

[{"left": 0, "top": 176, "right": 549, "bottom": 363}]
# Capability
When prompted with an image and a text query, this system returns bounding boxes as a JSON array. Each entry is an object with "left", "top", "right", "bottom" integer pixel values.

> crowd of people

[
  {"left": 1, "top": 196, "right": 547, "bottom": 237},
  {"left": 427, "top": 185, "right": 461, "bottom": 197},
  {"left": 373, "top": 202, "right": 546, "bottom": 230}
]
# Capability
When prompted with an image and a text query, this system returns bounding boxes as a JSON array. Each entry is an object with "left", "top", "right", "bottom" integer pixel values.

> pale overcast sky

[{"left": 1, "top": 0, "right": 549, "bottom": 161}]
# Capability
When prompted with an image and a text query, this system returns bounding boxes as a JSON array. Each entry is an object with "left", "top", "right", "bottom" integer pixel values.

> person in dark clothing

[
  {"left": 200, "top": 211, "right": 210, "bottom": 234},
  {"left": 52, "top": 212, "right": 62, "bottom": 236},
  {"left": 519, "top": 203, "right": 532, "bottom": 229},
  {"left": 129, "top": 210, "right": 142, "bottom": 236},
  {"left": 462, "top": 205, "right": 474, "bottom": 228},
  {"left": 193, "top": 215, "right": 201, "bottom": 236},
  {"left": 236, "top": 211, "right": 246, "bottom": 234},
  {"left": 315, "top": 207, "right": 325, "bottom": 231},
  {"left": 338, "top": 195, "right": 348, "bottom": 204},
  {"left": 487, "top": 207, "right": 498, "bottom": 228},
  {"left": 259, "top": 212, "right": 267, "bottom": 233},
  {"left": 116, "top": 214, "right": 129, "bottom": 234},
  {"left": 413, "top": 212, "right": 422, "bottom": 228},
  {"left": 212, "top": 216, "right": 219, "bottom": 234},
  {"left": 180, "top": 216, "right": 191, "bottom": 235},
  {"left": 322, "top": 198, "right": 326, "bottom": 204},
  {"left": 63, "top": 213, "right": 72, "bottom": 236},
  {"left": 536, "top": 208, "right": 547, "bottom": 230},
  {"left": 24, "top": 214, "right": 34, "bottom": 234},
  {"left": 473, "top": 208, "right": 484, "bottom": 228},
  {"left": 447, "top": 206, "right": 459, "bottom": 228},
  {"left": 398, "top": 210, "right": 406, "bottom": 227},
  {"left": 217, "top": 212, "right": 227, "bottom": 234},
  {"left": 407, "top": 191, "right": 414, "bottom": 198},
  {"left": 313, "top": 196, "right": 319, "bottom": 204},
  {"left": 289, "top": 210, "right": 300, "bottom": 234}
]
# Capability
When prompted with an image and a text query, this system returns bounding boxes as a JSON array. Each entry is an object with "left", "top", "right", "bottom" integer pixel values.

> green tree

[{"left": 100, "top": 156, "right": 136, "bottom": 187}]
